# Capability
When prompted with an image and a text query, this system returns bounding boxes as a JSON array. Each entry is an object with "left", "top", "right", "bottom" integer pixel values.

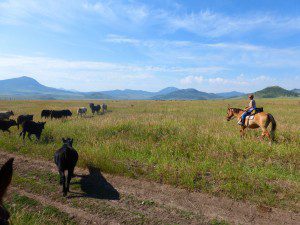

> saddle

[
  {"left": 250, "top": 107, "right": 263, "bottom": 115},
  {"left": 246, "top": 107, "right": 264, "bottom": 123}
]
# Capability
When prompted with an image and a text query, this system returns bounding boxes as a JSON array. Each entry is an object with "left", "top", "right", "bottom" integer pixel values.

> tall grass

[{"left": 0, "top": 99, "right": 299, "bottom": 210}]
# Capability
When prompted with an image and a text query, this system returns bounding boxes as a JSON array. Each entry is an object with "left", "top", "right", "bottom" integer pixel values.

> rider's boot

[{"left": 238, "top": 118, "right": 245, "bottom": 126}]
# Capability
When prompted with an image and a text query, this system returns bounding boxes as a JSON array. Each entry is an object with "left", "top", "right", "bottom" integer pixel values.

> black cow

[
  {"left": 0, "top": 158, "right": 14, "bottom": 224},
  {"left": 51, "top": 110, "right": 72, "bottom": 119},
  {"left": 62, "top": 110, "right": 72, "bottom": 118},
  {"left": 54, "top": 138, "right": 78, "bottom": 196},
  {"left": 17, "top": 114, "right": 33, "bottom": 129},
  {"left": 89, "top": 103, "right": 101, "bottom": 115},
  {"left": 20, "top": 121, "right": 46, "bottom": 141},
  {"left": 0, "top": 120, "right": 17, "bottom": 133},
  {"left": 41, "top": 110, "right": 52, "bottom": 119}
]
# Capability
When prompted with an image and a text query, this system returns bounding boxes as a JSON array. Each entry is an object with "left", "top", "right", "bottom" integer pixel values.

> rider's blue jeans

[{"left": 241, "top": 108, "right": 255, "bottom": 123}]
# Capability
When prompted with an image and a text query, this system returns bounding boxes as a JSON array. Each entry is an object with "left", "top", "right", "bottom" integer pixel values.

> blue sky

[{"left": 0, "top": 0, "right": 299, "bottom": 92}]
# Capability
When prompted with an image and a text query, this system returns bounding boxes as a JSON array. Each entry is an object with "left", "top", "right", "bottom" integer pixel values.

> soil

[{"left": 0, "top": 150, "right": 299, "bottom": 225}]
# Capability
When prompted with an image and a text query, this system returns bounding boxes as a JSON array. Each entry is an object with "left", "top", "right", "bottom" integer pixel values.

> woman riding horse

[
  {"left": 226, "top": 103, "right": 276, "bottom": 142},
  {"left": 238, "top": 94, "right": 256, "bottom": 126}
]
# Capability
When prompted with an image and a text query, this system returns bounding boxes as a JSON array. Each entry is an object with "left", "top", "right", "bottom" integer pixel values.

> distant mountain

[
  {"left": 83, "top": 92, "right": 113, "bottom": 99},
  {"left": 1, "top": 76, "right": 298, "bottom": 100},
  {"left": 0, "top": 76, "right": 111, "bottom": 100},
  {"left": 152, "top": 88, "right": 220, "bottom": 100},
  {"left": 216, "top": 91, "right": 245, "bottom": 98},
  {"left": 100, "top": 87, "right": 179, "bottom": 100},
  {"left": 254, "top": 86, "right": 299, "bottom": 98},
  {"left": 0, "top": 76, "right": 60, "bottom": 93},
  {"left": 156, "top": 87, "right": 179, "bottom": 95},
  {"left": 101, "top": 89, "right": 154, "bottom": 100},
  {"left": 291, "top": 88, "right": 300, "bottom": 94}
]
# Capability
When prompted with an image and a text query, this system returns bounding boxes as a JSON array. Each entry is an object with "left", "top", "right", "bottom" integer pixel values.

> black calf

[
  {"left": 89, "top": 103, "right": 101, "bottom": 115},
  {"left": 20, "top": 121, "right": 46, "bottom": 141},
  {"left": 62, "top": 109, "right": 72, "bottom": 118},
  {"left": 54, "top": 138, "right": 78, "bottom": 196},
  {"left": 51, "top": 110, "right": 72, "bottom": 119},
  {"left": 0, "top": 158, "right": 14, "bottom": 224},
  {"left": 17, "top": 114, "right": 33, "bottom": 129},
  {"left": 41, "top": 110, "right": 52, "bottom": 119},
  {"left": 0, "top": 119, "right": 17, "bottom": 133}
]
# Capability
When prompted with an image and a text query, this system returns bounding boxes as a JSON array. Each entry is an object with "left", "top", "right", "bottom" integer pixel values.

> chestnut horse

[
  {"left": 0, "top": 158, "right": 14, "bottom": 225},
  {"left": 226, "top": 107, "right": 276, "bottom": 142}
]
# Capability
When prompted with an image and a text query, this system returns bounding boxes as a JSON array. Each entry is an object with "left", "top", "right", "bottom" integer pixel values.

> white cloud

[
  {"left": 165, "top": 10, "right": 300, "bottom": 37},
  {"left": 1, "top": 1, "right": 300, "bottom": 37},
  {"left": 105, "top": 34, "right": 140, "bottom": 45},
  {"left": 0, "top": 54, "right": 160, "bottom": 90},
  {"left": 0, "top": 54, "right": 224, "bottom": 91},
  {"left": 180, "top": 75, "right": 275, "bottom": 89},
  {"left": 208, "top": 77, "right": 228, "bottom": 84},
  {"left": 180, "top": 75, "right": 204, "bottom": 85}
]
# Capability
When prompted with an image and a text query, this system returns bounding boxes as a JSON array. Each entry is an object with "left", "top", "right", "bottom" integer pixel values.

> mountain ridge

[
  {"left": 253, "top": 86, "right": 299, "bottom": 98},
  {"left": 0, "top": 76, "right": 298, "bottom": 100}
]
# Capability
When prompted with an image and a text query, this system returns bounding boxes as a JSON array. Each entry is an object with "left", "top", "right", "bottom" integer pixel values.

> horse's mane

[{"left": 230, "top": 108, "right": 242, "bottom": 113}]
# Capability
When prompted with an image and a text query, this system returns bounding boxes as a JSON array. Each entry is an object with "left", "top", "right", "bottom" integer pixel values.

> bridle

[{"left": 226, "top": 108, "right": 236, "bottom": 121}]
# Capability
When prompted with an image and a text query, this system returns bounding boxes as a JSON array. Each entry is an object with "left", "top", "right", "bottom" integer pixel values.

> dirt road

[{"left": 0, "top": 150, "right": 298, "bottom": 225}]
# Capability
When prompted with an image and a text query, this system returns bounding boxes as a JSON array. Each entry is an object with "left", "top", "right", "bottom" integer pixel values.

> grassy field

[
  {"left": 0, "top": 99, "right": 299, "bottom": 211},
  {"left": 5, "top": 192, "right": 76, "bottom": 225}
]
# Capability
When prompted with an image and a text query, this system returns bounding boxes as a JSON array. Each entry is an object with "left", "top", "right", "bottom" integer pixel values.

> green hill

[
  {"left": 254, "top": 86, "right": 299, "bottom": 98},
  {"left": 291, "top": 88, "right": 300, "bottom": 94},
  {"left": 151, "top": 88, "right": 220, "bottom": 100}
]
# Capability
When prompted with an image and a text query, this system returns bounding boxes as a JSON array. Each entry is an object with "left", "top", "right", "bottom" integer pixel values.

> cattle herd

[{"left": 0, "top": 102, "right": 108, "bottom": 214}]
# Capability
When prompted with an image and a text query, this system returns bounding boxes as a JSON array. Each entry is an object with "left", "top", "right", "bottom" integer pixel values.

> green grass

[
  {"left": 5, "top": 193, "right": 77, "bottom": 225},
  {"left": 0, "top": 99, "right": 299, "bottom": 210}
]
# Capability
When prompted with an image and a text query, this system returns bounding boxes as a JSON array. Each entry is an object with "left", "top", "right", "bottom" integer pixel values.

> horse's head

[
  {"left": 0, "top": 158, "right": 14, "bottom": 225},
  {"left": 226, "top": 107, "right": 235, "bottom": 121}
]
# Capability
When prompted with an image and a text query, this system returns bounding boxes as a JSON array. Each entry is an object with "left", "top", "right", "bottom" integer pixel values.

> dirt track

[{"left": 0, "top": 150, "right": 299, "bottom": 225}]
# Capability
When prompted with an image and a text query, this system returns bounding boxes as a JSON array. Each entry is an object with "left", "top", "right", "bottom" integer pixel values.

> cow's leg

[
  {"left": 66, "top": 168, "right": 74, "bottom": 192},
  {"left": 22, "top": 131, "right": 26, "bottom": 140},
  {"left": 59, "top": 170, "right": 67, "bottom": 196},
  {"left": 58, "top": 170, "right": 64, "bottom": 185}
]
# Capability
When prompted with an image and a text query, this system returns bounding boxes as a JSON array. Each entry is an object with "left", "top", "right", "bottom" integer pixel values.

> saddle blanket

[{"left": 246, "top": 115, "right": 255, "bottom": 120}]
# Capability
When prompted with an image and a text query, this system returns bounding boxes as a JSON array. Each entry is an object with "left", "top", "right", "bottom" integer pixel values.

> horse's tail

[{"left": 268, "top": 114, "right": 276, "bottom": 141}]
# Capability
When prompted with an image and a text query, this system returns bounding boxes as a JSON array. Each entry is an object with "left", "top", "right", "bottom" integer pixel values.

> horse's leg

[
  {"left": 240, "top": 127, "right": 245, "bottom": 138},
  {"left": 260, "top": 127, "right": 269, "bottom": 141},
  {"left": 263, "top": 128, "right": 271, "bottom": 141}
]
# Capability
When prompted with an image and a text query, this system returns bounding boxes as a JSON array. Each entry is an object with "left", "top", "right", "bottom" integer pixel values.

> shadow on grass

[{"left": 69, "top": 166, "right": 120, "bottom": 200}]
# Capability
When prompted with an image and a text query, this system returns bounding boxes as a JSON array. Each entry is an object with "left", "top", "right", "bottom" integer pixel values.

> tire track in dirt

[
  {"left": 12, "top": 188, "right": 116, "bottom": 225},
  {"left": 1, "top": 150, "right": 299, "bottom": 225}
]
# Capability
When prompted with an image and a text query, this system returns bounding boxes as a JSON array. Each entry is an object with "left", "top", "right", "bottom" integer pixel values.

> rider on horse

[{"left": 238, "top": 94, "right": 256, "bottom": 126}]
